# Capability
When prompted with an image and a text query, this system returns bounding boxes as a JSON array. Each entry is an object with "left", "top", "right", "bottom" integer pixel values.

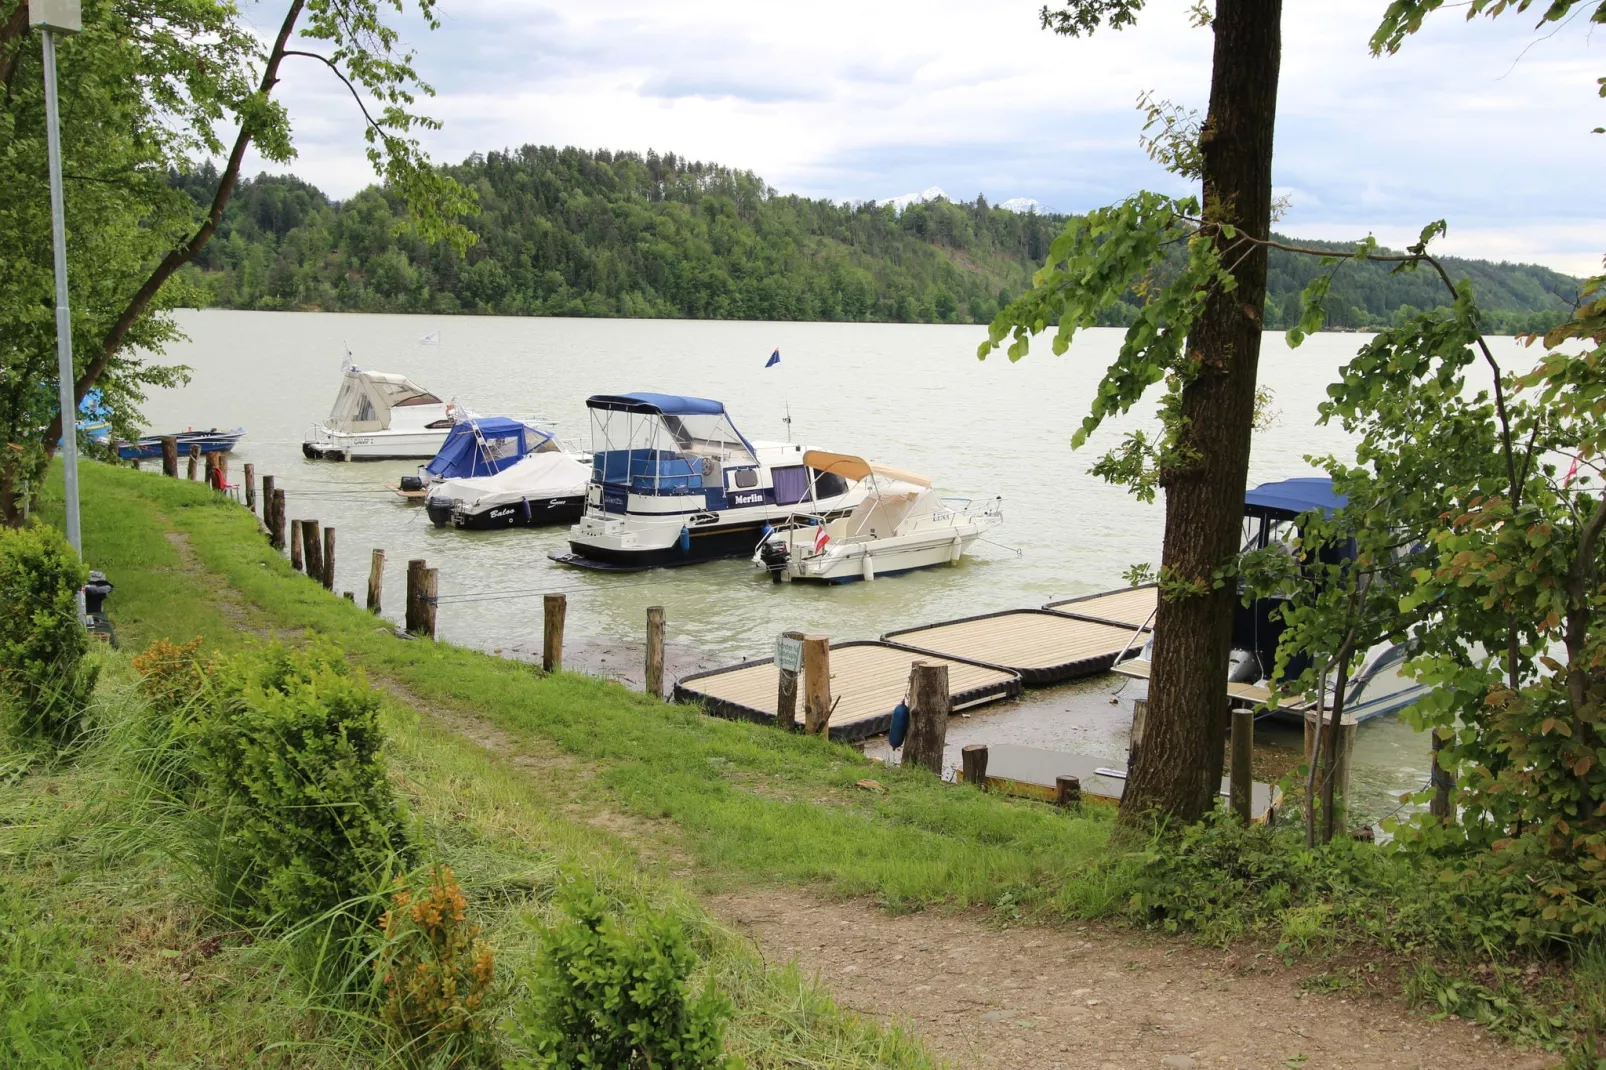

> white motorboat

[
  {"left": 417, "top": 417, "right": 589, "bottom": 529},
  {"left": 303, "top": 365, "right": 457, "bottom": 460},
  {"left": 752, "top": 451, "right": 1003, "bottom": 583},
  {"left": 552, "top": 393, "right": 865, "bottom": 571}
]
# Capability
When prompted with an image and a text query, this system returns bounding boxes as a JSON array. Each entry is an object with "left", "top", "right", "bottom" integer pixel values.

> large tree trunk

[{"left": 1118, "top": 0, "right": 1283, "bottom": 826}]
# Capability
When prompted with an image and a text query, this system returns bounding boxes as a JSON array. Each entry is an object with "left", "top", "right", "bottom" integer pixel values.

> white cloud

[{"left": 240, "top": 0, "right": 1605, "bottom": 274}]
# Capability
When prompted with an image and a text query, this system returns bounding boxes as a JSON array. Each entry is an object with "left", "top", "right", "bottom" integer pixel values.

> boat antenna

[{"left": 784, "top": 400, "right": 792, "bottom": 443}]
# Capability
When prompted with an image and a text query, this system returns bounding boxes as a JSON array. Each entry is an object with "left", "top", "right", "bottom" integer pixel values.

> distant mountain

[
  {"left": 998, "top": 197, "right": 1057, "bottom": 214},
  {"left": 171, "top": 145, "right": 1582, "bottom": 334}
]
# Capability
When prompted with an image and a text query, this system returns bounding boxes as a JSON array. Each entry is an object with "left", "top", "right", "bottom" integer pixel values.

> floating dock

[
  {"left": 970, "top": 743, "right": 1279, "bottom": 821},
  {"left": 1042, "top": 583, "right": 1158, "bottom": 630},
  {"left": 673, "top": 641, "right": 1022, "bottom": 742},
  {"left": 1110, "top": 658, "right": 1316, "bottom": 714},
  {"left": 882, "top": 609, "right": 1144, "bottom": 685}
]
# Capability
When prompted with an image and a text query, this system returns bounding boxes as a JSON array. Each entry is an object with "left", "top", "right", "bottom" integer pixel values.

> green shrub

[
  {"left": 0, "top": 522, "right": 96, "bottom": 743},
  {"left": 510, "top": 878, "right": 737, "bottom": 1070},
  {"left": 192, "top": 642, "right": 409, "bottom": 929}
]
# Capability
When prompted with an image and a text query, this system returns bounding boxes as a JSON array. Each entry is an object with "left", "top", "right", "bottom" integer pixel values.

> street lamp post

[{"left": 30, "top": 0, "right": 83, "bottom": 563}]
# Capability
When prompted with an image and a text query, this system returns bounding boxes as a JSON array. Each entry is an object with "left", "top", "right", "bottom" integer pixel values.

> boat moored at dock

[
  {"left": 553, "top": 393, "right": 864, "bottom": 571},
  {"left": 303, "top": 365, "right": 456, "bottom": 460},
  {"left": 420, "top": 416, "right": 589, "bottom": 529}
]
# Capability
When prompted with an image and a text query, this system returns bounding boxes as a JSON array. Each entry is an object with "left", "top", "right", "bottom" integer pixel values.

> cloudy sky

[{"left": 250, "top": 0, "right": 1605, "bottom": 276}]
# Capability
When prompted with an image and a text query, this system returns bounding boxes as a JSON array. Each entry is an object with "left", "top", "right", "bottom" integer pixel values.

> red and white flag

[
  {"left": 813, "top": 526, "right": 830, "bottom": 553},
  {"left": 1564, "top": 454, "right": 1581, "bottom": 488}
]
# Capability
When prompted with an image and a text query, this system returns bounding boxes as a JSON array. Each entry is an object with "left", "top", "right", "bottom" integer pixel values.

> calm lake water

[{"left": 140, "top": 310, "right": 1529, "bottom": 820}]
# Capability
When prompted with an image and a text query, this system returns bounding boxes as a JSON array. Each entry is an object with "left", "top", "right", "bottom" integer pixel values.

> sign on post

[{"left": 774, "top": 634, "right": 803, "bottom": 675}]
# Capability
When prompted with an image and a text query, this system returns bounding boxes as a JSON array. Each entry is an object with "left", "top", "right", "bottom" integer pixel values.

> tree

[
  {"left": 986, "top": 0, "right": 1286, "bottom": 824},
  {"left": 0, "top": 0, "right": 474, "bottom": 522}
]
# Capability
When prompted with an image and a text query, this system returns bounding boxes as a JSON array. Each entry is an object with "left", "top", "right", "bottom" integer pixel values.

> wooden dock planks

[
  {"left": 1042, "top": 584, "right": 1158, "bottom": 629},
  {"left": 674, "top": 641, "right": 1022, "bottom": 742},
  {"left": 882, "top": 609, "right": 1143, "bottom": 685}
]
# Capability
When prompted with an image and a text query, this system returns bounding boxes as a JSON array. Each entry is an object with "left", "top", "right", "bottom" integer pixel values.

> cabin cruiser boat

[
  {"left": 752, "top": 451, "right": 1002, "bottom": 583},
  {"left": 420, "top": 417, "right": 589, "bottom": 529},
  {"left": 551, "top": 393, "right": 865, "bottom": 571},
  {"left": 303, "top": 366, "right": 456, "bottom": 460},
  {"left": 117, "top": 428, "right": 244, "bottom": 461},
  {"left": 1115, "top": 476, "right": 1428, "bottom": 724}
]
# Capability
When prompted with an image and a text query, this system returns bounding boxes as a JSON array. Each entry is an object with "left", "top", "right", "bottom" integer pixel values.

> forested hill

[{"left": 174, "top": 145, "right": 1581, "bottom": 333}]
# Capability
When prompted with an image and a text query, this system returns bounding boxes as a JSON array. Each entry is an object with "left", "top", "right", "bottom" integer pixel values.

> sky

[{"left": 248, "top": 0, "right": 1606, "bottom": 277}]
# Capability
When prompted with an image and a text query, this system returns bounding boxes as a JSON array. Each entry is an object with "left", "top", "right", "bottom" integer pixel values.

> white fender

[
  {"left": 949, "top": 533, "right": 963, "bottom": 564},
  {"left": 862, "top": 549, "right": 876, "bottom": 581}
]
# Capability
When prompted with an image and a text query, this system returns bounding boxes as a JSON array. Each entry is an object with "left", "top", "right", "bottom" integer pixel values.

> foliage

[
  {"left": 509, "top": 877, "right": 737, "bottom": 1070},
  {"left": 131, "top": 634, "right": 211, "bottom": 716},
  {"left": 190, "top": 641, "right": 409, "bottom": 929},
  {"left": 377, "top": 863, "right": 498, "bottom": 1063},
  {"left": 0, "top": 521, "right": 95, "bottom": 741}
]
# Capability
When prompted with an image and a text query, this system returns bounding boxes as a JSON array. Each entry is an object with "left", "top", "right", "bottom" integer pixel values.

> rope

[{"left": 976, "top": 536, "right": 1023, "bottom": 557}]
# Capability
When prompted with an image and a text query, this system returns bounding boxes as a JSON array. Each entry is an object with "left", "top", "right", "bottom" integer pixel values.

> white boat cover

[
  {"left": 327, "top": 368, "right": 445, "bottom": 432},
  {"left": 839, "top": 482, "right": 940, "bottom": 539},
  {"left": 427, "top": 451, "right": 590, "bottom": 510}
]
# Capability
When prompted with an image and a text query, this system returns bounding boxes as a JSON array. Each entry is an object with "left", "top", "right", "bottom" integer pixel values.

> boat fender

[
  {"left": 889, "top": 701, "right": 909, "bottom": 749},
  {"left": 949, "top": 534, "right": 963, "bottom": 564},
  {"left": 679, "top": 526, "right": 691, "bottom": 554},
  {"left": 862, "top": 552, "right": 876, "bottom": 582},
  {"left": 520, "top": 497, "right": 532, "bottom": 523}
]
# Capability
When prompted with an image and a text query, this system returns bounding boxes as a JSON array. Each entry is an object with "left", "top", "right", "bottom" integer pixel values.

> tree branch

[{"left": 282, "top": 49, "right": 386, "bottom": 137}]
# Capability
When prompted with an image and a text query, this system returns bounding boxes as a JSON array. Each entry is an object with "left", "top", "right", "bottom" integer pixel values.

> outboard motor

[
  {"left": 399, "top": 474, "right": 425, "bottom": 492},
  {"left": 83, "top": 570, "right": 116, "bottom": 647},
  {"left": 758, "top": 540, "right": 790, "bottom": 584}
]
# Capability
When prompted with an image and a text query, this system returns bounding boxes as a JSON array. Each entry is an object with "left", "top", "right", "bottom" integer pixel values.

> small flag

[
  {"left": 1564, "top": 453, "right": 1581, "bottom": 487},
  {"left": 812, "top": 526, "right": 830, "bottom": 553},
  {"left": 765, "top": 348, "right": 780, "bottom": 368},
  {"left": 419, "top": 331, "right": 440, "bottom": 346}
]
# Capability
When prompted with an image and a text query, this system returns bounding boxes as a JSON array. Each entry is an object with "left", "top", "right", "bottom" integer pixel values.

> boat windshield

[{"left": 589, "top": 407, "right": 756, "bottom": 495}]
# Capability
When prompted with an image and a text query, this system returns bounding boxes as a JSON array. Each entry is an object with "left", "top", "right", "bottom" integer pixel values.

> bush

[
  {"left": 377, "top": 864, "right": 497, "bottom": 1063},
  {"left": 509, "top": 878, "right": 736, "bottom": 1070},
  {"left": 131, "top": 636, "right": 212, "bottom": 716},
  {"left": 192, "top": 642, "right": 409, "bottom": 928},
  {"left": 0, "top": 522, "right": 97, "bottom": 743}
]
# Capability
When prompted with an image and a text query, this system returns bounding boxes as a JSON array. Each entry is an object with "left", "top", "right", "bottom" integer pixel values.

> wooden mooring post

[
  {"left": 261, "top": 475, "right": 276, "bottom": 536},
  {"left": 775, "top": 629, "right": 804, "bottom": 731},
  {"left": 366, "top": 549, "right": 385, "bottom": 614},
  {"left": 187, "top": 443, "right": 200, "bottom": 481},
  {"left": 321, "top": 526, "right": 336, "bottom": 590},
  {"left": 1056, "top": 775, "right": 1082, "bottom": 808},
  {"left": 645, "top": 605, "right": 665, "bottom": 698},
  {"left": 270, "top": 489, "right": 286, "bottom": 551},
  {"left": 1429, "top": 731, "right": 1452, "bottom": 821},
  {"left": 301, "top": 520, "right": 322, "bottom": 581},
  {"left": 244, "top": 463, "right": 256, "bottom": 513},
  {"left": 419, "top": 568, "right": 438, "bottom": 640},
  {"left": 290, "top": 520, "right": 304, "bottom": 572},
  {"left": 1230, "top": 707, "right": 1254, "bottom": 823},
  {"left": 161, "top": 436, "right": 178, "bottom": 477},
  {"left": 543, "top": 594, "right": 566, "bottom": 672},
  {"left": 1128, "top": 698, "right": 1148, "bottom": 769},
  {"left": 405, "top": 559, "right": 426, "bottom": 634},
  {"left": 903, "top": 660, "right": 950, "bottom": 775},
  {"left": 801, "top": 634, "right": 831, "bottom": 735},
  {"left": 961, "top": 744, "right": 988, "bottom": 789}
]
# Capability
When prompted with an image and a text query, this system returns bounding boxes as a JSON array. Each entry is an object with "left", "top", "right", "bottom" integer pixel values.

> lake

[{"left": 139, "top": 310, "right": 1526, "bottom": 820}]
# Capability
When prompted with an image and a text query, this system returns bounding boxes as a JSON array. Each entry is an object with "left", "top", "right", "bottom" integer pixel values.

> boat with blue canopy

[
  {"left": 552, "top": 392, "right": 864, "bottom": 570},
  {"left": 417, "top": 416, "right": 590, "bottom": 529}
]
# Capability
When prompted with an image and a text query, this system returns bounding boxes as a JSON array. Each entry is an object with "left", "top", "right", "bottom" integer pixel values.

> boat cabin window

[
  {"left": 731, "top": 468, "right": 758, "bottom": 489},
  {"left": 772, "top": 465, "right": 809, "bottom": 505},
  {"left": 811, "top": 470, "right": 849, "bottom": 501}
]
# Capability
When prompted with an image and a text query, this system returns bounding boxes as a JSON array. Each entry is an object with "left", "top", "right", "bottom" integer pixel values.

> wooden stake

[
  {"left": 321, "top": 526, "right": 336, "bottom": 590},
  {"left": 775, "top": 629, "right": 804, "bottom": 731},
  {"left": 161, "top": 436, "right": 178, "bottom": 477},
  {"left": 366, "top": 549, "right": 385, "bottom": 614},
  {"left": 244, "top": 463, "right": 257, "bottom": 513},
  {"left": 645, "top": 605, "right": 665, "bottom": 698},
  {"left": 405, "top": 559, "right": 426, "bottom": 634},
  {"left": 542, "top": 594, "right": 566, "bottom": 672},
  {"left": 290, "top": 520, "right": 304, "bottom": 572},
  {"left": 261, "top": 475, "right": 276, "bottom": 540},
  {"left": 961, "top": 744, "right": 988, "bottom": 789},
  {"left": 903, "top": 660, "right": 950, "bottom": 775},
  {"left": 301, "top": 520, "right": 322, "bottom": 580},
  {"left": 270, "top": 489, "right": 286, "bottom": 551},
  {"left": 1230, "top": 707, "right": 1254, "bottom": 824},
  {"left": 343, "top": 591, "right": 355, "bottom": 601},
  {"left": 1129, "top": 698, "right": 1149, "bottom": 768},
  {"left": 801, "top": 634, "right": 831, "bottom": 735},
  {"left": 420, "top": 568, "right": 438, "bottom": 639},
  {"left": 187, "top": 443, "right": 200, "bottom": 481},
  {"left": 1429, "top": 730, "right": 1452, "bottom": 821},
  {"left": 1056, "top": 774, "right": 1082, "bottom": 808}
]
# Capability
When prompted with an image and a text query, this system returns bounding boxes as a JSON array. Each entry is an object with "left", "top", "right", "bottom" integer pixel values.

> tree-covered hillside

[{"left": 174, "top": 145, "right": 1582, "bottom": 333}]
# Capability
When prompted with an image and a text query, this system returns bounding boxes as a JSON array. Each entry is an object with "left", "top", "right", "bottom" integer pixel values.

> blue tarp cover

[
  {"left": 586, "top": 392, "right": 727, "bottom": 416},
  {"left": 1244, "top": 477, "right": 1347, "bottom": 519},
  {"left": 424, "top": 417, "right": 551, "bottom": 479}
]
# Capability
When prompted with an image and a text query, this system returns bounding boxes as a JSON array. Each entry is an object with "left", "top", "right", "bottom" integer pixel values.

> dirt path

[{"left": 711, "top": 893, "right": 1554, "bottom": 1070}]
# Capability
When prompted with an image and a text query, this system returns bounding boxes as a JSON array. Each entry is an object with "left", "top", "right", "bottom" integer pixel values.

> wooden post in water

[
  {"left": 203, "top": 452, "right": 216, "bottom": 490},
  {"left": 261, "top": 476, "right": 276, "bottom": 538},
  {"left": 801, "top": 635, "right": 831, "bottom": 735},
  {"left": 542, "top": 594, "right": 566, "bottom": 672},
  {"left": 903, "top": 661, "right": 950, "bottom": 775},
  {"left": 1230, "top": 707, "right": 1254, "bottom": 824},
  {"left": 775, "top": 629, "right": 804, "bottom": 731},
  {"left": 1429, "top": 730, "right": 1452, "bottom": 821},
  {"left": 961, "top": 744, "right": 988, "bottom": 789},
  {"left": 161, "top": 436, "right": 178, "bottom": 477},
  {"left": 217, "top": 452, "right": 228, "bottom": 489},
  {"left": 343, "top": 591, "right": 355, "bottom": 602},
  {"left": 1128, "top": 698, "right": 1149, "bottom": 770},
  {"left": 1056, "top": 774, "right": 1082, "bottom": 808},
  {"left": 420, "top": 568, "right": 438, "bottom": 640},
  {"left": 187, "top": 443, "right": 200, "bottom": 481},
  {"left": 405, "top": 559, "right": 426, "bottom": 634},
  {"left": 645, "top": 605, "right": 665, "bottom": 698},
  {"left": 244, "top": 463, "right": 257, "bottom": 513},
  {"left": 321, "top": 527, "right": 336, "bottom": 590},
  {"left": 270, "top": 489, "right": 286, "bottom": 551},
  {"left": 290, "top": 520, "right": 304, "bottom": 572},
  {"left": 301, "top": 520, "right": 322, "bottom": 581},
  {"left": 366, "top": 549, "right": 385, "bottom": 614}
]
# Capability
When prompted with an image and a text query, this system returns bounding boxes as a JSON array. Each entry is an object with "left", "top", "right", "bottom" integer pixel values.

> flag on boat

[
  {"left": 1565, "top": 453, "right": 1582, "bottom": 487},
  {"left": 812, "top": 526, "right": 829, "bottom": 553},
  {"left": 419, "top": 331, "right": 440, "bottom": 346},
  {"left": 765, "top": 348, "right": 780, "bottom": 368}
]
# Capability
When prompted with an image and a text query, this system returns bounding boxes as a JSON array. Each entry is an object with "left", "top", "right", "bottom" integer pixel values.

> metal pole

[{"left": 41, "top": 28, "right": 81, "bottom": 559}]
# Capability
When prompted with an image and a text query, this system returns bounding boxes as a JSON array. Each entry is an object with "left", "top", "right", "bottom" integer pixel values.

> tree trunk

[{"left": 1118, "top": 0, "right": 1284, "bottom": 826}]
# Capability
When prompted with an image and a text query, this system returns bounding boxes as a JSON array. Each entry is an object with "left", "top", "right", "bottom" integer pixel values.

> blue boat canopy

[
  {"left": 586, "top": 393, "right": 728, "bottom": 417},
  {"left": 1243, "top": 477, "right": 1347, "bottom": 520},
  {"left": 424, "top": 417, "right": 554, "bottom": 480}
]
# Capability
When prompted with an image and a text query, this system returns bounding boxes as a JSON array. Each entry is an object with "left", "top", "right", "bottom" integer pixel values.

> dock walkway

[
  {"left": 883, "top": 609, "right": 1143, "bottom": 685},
  {"left": 1042, "top": 584, "right": 1158, "bottom": 629}
]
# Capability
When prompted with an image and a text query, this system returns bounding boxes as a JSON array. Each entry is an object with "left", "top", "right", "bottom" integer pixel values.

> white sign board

[{"left": 774, "top": 635, "right": 803, "bottom": 675}]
